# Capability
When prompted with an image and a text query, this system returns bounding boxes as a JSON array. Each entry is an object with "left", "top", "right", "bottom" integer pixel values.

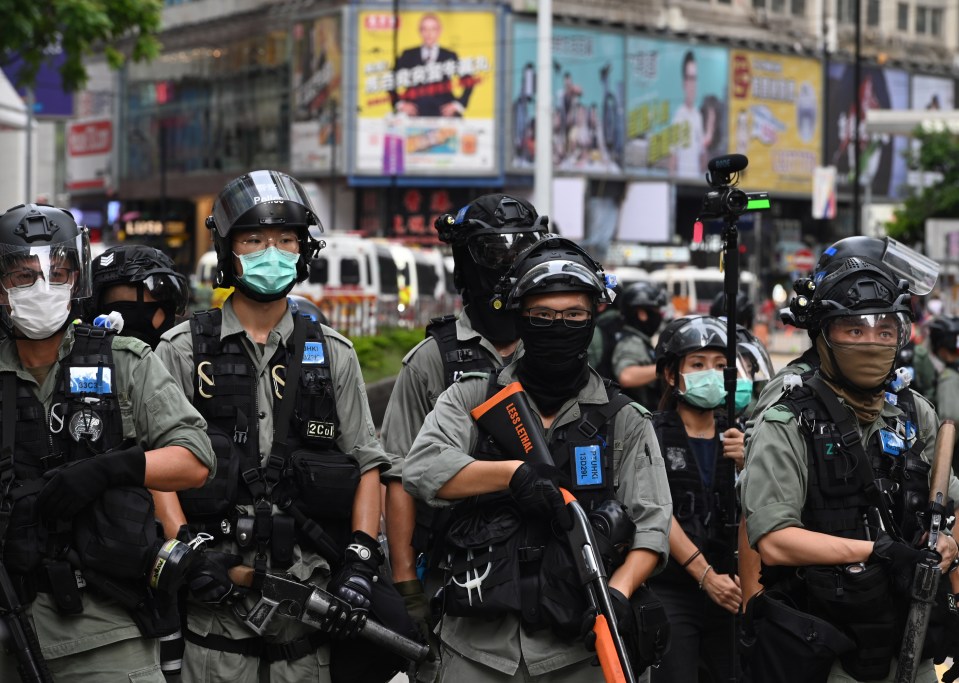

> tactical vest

[
  {"left": 0, "top": 326, "right": 154, "bottom": 609},
  {"left": 439, "top": 374, "right": 632, "bottom": 630},
  {"left": 426, "top": 315, "right": 496, "bottom": 386},
  {"left": 179, "top": 309, "right": 357, "bottom": 563},
  {"left": 593, "top": 313, "right": 625, "bottom": 381},
  {"left": 651, "top": 410, "right": 737, "bottom": 577}
]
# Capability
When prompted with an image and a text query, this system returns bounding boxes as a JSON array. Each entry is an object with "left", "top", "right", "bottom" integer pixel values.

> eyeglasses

[
  {"left": 232, "top": 233, "right": 300, "bottom": 255},
  {"left": 2, "top": 266, "right": 76, "bottom": 289},
  {"left": 524, "top": 306, "right": 592, "bottom": 328}
]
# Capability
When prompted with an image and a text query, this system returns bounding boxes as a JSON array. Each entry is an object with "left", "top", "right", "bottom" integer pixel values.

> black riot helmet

[
  {"left": 783, "top": 237, "right": 938, "bottom": 333},
  {"left": 206, "top": 170, "right": 323, "bottom": 301},
  {"left": 0, "top": 203, "right": 92, "bottom": 303},
  {"left": 621, "top": 281, "right": 667, "bottom": 337},
  {"left": 928, "top": 316, "right": 959, "bottom": 355},
  {"left": 88, "top": 245, "right": 189, "bottom": 319},
  {"left": 710, "top": 290, "right": 754, "bottom": 329},
  {"left": 436, "top": 193, "right": 548, "bottom": 343},
  {"left": 493, "top": 235, "right": 613, "bottom": 311},
  {"left": 654, "top": 315, "right": 727, "bottom": 376}
]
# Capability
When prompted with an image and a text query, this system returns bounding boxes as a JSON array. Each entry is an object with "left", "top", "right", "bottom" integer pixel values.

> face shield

[
  {"left": 823, "top": 312, "right": 911, "bottom": 350},
  {"left": 506, "top": 259, "right": 610, "bottom": 309},
  {"left": 882, "top": 238, "right": 938, "bottom": 296},
  {"left": 138, "top": 273, "right": 189, "bottom": 315},
  {"left": 737, "top": 340, "right": 773, "bottom": 384},
  {"left": 0, "top": 231, "right": 92, "bottom": 304},
  {"left": 467, "top": 229, "right": 547, "bottom": 270},
  {"left": 210, "top": 170, "right": 320, "bottom": 238}
]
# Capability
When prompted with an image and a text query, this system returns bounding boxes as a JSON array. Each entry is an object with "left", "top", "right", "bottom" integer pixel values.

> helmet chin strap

[{"left": 231, "top": 278, "right": 296, "bottom": 303}]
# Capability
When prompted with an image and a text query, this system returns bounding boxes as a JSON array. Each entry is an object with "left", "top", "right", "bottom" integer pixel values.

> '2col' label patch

[
  {"left": 302, "top": 342, "right": 326, "bottom": 365},
  {"left": 574, "top": 445, "right": 603, "bottom": 486}
]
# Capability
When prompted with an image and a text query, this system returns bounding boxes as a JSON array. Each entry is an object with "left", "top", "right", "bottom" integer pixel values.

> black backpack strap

[
  {"left": 804, "top": 375, "right": 900, "bottom": 537},
  {"left": 576, "top": 384, "right": 633, "bottom": 440},
  {"left": 0, "top": 372, "right": 17, "bottom": 556}
]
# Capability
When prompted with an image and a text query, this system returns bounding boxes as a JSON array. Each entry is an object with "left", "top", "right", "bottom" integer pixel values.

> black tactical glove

[
  {"left": 580, "top": 588, "right": 638, "bottom": 667},
  {"left": 869, "top": 531, "right": 924, "bottom": 594},
  {"left": 394, "top": 579, "right": 437, "bottom": 661},
  {"left": 186, "top": 550, "right": 243, "bottom": 604},
  {"left": 324, "top": 531, "right": 383, "bottom": 639},
  {"left": 508, "top": 463, "right": 572, "bottom": 530},
  {"left": 38, "top": 446, "right": 146, "bottom": 521}
]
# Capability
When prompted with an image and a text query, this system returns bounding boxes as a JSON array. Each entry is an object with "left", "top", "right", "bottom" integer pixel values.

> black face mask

[
  {"left": 106, "top": 301, "right": 176, "bottom": 349},
  {"left": 635, "top": 309, "right": 663, "bottom": 338},
  {"left": 516, "top": 316, "right": 594, "bottom": 415},
  {"left": 460, "top": 259, "right": 517, "bottom": 344}
]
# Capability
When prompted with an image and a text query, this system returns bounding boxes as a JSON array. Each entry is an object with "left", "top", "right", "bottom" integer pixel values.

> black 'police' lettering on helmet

[{"left": 206, "top": 170, "right": 323, "bottom": 293}]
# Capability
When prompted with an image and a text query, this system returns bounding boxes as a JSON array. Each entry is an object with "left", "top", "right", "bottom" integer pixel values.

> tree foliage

[
  {"left": 1, "top": 0, "right": 162, "bottom": 92},
  {"left": 886, "top": 128, "right": 959, "bottom": 244}
]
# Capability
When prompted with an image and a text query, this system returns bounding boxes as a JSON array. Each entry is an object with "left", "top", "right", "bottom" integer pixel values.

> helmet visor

[
  {"left": 142, "top": 273, "right": 189, "bottom": 314},
  {"left": 468, "top": 230, "right": 547, "bottom": 270},
  {"left": 508, "top": 259, "right": 607, "bottom": 307},
  {"left": 0, "top": 232, "right": 92, "bottom": 301},
  {"left": 737, "top": 341, "right": 773, "bottom": 383},
  {"left": 211, "top": 170, "right": 319, "bottom": 238},
  {"left": 823, "top": 312, "right": 911, "bottom": 350},
  {"left": 882, "top": 238, "right": 938, "bottom": 296}
]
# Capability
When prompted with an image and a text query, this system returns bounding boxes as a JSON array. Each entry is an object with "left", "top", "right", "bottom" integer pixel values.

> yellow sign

[
  {"left": 355, "top": 9, "right": 498, "bottom": 175},
  {"left": 727, "top": 50, "right": 822, "bottom": 194}
]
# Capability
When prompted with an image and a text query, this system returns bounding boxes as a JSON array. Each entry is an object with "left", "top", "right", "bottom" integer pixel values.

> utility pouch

[
  {"left": 896, "top": 455, "right": 931, "bottom": 546},
  {"left": 5, "top": 485, "right": 44, "bottom": 573},
  {"left": 289, "top": 449, "right": 359, "bottom": 520},
  {"left": 539, "top": 530, "right": 588, "bottom": 638},
  {"left": 270, "top": 514, "right": 296, "bottom": 569},
  {"left": 45, "top": 560, "right": 83, "bottom": 615},
  {"left": 805, "top": 563, "right": 896, "bottom": 680},
  {"left": 74, "top": 485, "right": 158, "bottom": 581},
  {"left": 178, "top": 427, "right": 240, "bottom": 518},
  {"left": 442, "top": 506, "right": 523, "bottom": 619},
  {"left": 812, "top": 429, "right": 861, "bottom": 497},
  {"left": 739, "top": 590, "right": 854, "bottom": 683},
  {"left": 631, "top": 584, "right": 670, "bottom": 673}
]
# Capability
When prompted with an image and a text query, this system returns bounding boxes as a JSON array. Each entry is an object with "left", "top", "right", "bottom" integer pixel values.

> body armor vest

[
  {"left": 651, "top": 410, "right": 737, "bottom": 577},
  {"left": 426, "top": 315, "right": 497, "bottom": 386},
  {"left": 179, "top": 309, "right": 356, "bottom": 559}
]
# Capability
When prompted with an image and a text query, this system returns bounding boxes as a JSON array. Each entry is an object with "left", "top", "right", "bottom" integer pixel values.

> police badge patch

[
  {"left": 666, "top": 446, "right": 687, "bottom": 470},
  {"left": 69, "top": 408, "right": 104, "bottom": 442}
]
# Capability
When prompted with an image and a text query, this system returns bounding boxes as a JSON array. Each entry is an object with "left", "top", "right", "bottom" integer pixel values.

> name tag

[
  {"left": 69, "top": 367, "right": 112, "bottom": 395},
  {"left": 302, "top": 342, "right": 326, "bottom": 365},
  {"left": 574, "top": 445, "right": 603, "bottom": 486},
  {"left": 879, "top": 429, "right": 906, "bottom": 456}
]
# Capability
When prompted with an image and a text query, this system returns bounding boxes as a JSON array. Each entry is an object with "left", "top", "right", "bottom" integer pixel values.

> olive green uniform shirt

[
  {"left": 741, "top": 378, "right": 959, "bottom": 549},
  {"left": 933, "top": 366, "right": 959, "bottom": 424},
  {"left": 610, "top": 325, "right": 654, "bottom": 379},
  {"left": 156, "top": 300, "right": 390, "bottom": 649},
  {"left": 0, "top": 326, "right": 215, "bottom": 662},
  {"left": 403, "top": 362, "right": 672, "bottom": 676},
  {"left": 380, "top": 309, "right": 517, "bottom": 481},
  {"left": 587, "top": 309, "right": 621, "bottom": 368}
]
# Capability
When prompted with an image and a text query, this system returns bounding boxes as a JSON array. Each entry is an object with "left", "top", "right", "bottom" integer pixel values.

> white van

[{"left": 649, "top": 267, "right": 755, "bottom": 317}]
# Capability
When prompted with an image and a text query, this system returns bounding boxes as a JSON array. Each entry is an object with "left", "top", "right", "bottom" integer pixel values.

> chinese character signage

[
  {"left": 825, "top": 64, "right": 909, "bottom": 199},
  {"left": 291, "top": 14, "right": 342, "bottom": 174},
  {"left": 509, "top": 21, "right": 626, "bottom": 174},
  {"left": 727, "top": 50, "right": 822, "bottom": 194},
  {"left": 354, "top": 9, "right": 498, "bottom": 176},
  {"left": 624, "top": 39, "right": 728, "bottom": 180}
]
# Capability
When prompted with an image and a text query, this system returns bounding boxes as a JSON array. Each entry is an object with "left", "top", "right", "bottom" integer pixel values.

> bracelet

[
  {"left": 681, "top": 549, "right": 702, "bottom": 570},
  {"left": 698, "top": 565, "right": 713, "bottom": 590}
]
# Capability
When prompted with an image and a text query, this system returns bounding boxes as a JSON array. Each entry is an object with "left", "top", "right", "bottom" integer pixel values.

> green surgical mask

[
  {"left": 735, "top": 378, "right": 753, "bottom": 414},
  {"left": 680, "top": 370, "right": 726, "bottom": 410},
  {"left": 235, "top": 247, "right": 299, "bottom": 295}
]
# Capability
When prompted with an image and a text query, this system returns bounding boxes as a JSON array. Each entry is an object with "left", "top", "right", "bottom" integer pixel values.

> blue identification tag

[
  {"left": 69, "top": 367, "right": 112, "bottom": 395},
  {"left": 302, "top": 342, "right": 326, "bottom": 365},
  {"left": 879, "top": 429, "right": 906, "bottom": 456},
  {"left": 574, "top": 445, "right": 603, "bottom": 486}
]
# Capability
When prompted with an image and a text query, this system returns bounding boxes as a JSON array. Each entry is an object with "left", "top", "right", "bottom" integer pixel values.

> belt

[{"left": 184, "top": 628, "right": 328, "bottom": 663}]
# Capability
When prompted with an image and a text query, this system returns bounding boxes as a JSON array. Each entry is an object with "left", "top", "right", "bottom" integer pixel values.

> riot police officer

[
  {"left": 647, "top": 315, "right": 744, "bottom": 683},
  {"left": 709, "top": 290, "right": 754, "bottom": 330},
  {"left": 928, "top": 316, "right": 959, "bottom": 474},
  {"left": 0, "top": 204, "right": 214, "bottom": 681},
  {"left": 595, "top": 281, "right": 667, "bottom": 410},
  {"left": 740, "top": 244, "right": 959, "bottom": 683},
  {"left": 403, "top": 236, "right": 672, "bottom": 681},
  {"left": 154, "top": 171, "right": 398, "bottom": 683},
  {"left": 380, "top": 193, "right": 547, "bottom": 653},
  {"left": 88, "top": 244, "right": 190, "bottom": 348}
]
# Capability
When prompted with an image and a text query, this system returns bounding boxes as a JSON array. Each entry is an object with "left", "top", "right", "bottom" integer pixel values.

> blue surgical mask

[
  {"left": 235, "top": 247, "right": 299, "bottom": 295},
  {"left": 735, "top": 378, "right": 754, "bottom": 414},
  {"left": 680, "top": 370, "right": 726, "bottom": 409}
]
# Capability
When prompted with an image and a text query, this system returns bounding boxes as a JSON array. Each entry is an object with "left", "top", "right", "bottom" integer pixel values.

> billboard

[
  {"left": 66, "top": 119, "right": 112, "bottom": 192},
  {"left": 911, "top": 74, "right": 954, "bottom": 111},
  {"left": 624, "top": 38, "right": 728, "bottom": 180},
  {"left": 825, "top": 64, "right": 909, "bottom": 199},
  {"left": 354, "top": 9, "right": 498, "bottom": 176},
  {"left": 727, "top": 50, "right": 821, "bottom": 194},
  {"left": 510, "top": 22, "right": 626, "bottom": 174},
  {"left": 291, "top": 15, "right": 343, "bottom": 174}
]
